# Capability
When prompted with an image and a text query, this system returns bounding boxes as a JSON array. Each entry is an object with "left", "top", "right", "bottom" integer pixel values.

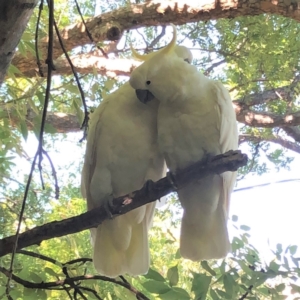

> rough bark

[
  {"left": 0, "top": 0, "right": 38, "bottom": 85},
  {"left": 11, "top": 0, "right": 300, "bottom": 79},
  {"left": 5, "top": 83, "right": 300, "bottom": 137},
  {"left": 19, "top": 52, "right": 141, "bottom": 78},
  {"left": 0, "top": 150, "right": 247, "bottom": 257},
  {"left": 233, "top": 103, "right": 300, "bottom": 128}
]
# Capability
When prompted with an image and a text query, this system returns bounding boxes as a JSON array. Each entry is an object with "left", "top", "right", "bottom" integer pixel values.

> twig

[
  {"left": 204, "top": 58, "right": 226, "bottom": 75},
  {"left": 0, "top": 266, "right": 150, "bottom": 300},
  {"left": 73, "top": 0, "right": 108, "bottom": 59},
  {"left": 62, "top": 266, "right": 88, "bottom": 300},
  {"left": 237, "top": 142, "right": 260, "bottom": 181},
  {"left": 63, "top": 258, "right": 93, "bottom": 266},
  {"left": 5, "top": 0, "right": 56, "bottom": 294},
  {"left": 52, "top": 14, "right": 89, "bottom": 140},
  {"left": 42, "top": 149, "right": 60, "bottom": 199},
  {"left": 239, "top": 284, "right": 253, "bottom": 300},
  {"left": 35, "top": 0, "right": 44, "bottom": 77},
  {"left": 0, "top": 150, "right": 248, "bottom": 257},
  {"left": 17, "top": 249, "right": 58, "bottom": 265},
  {"left": 239, "top": 133, "right": 300, "bottom": 154},
  {"left": 148, "top": 26, "right": 166, "bottom": 49},
  {"left": 77, "top": 286, "right": 103, "bottom": 300}
]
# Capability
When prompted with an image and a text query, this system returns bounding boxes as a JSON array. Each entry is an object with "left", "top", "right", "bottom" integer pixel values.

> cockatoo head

[{"left": 130, "top": 24, "right": 193, "bottom": 104}]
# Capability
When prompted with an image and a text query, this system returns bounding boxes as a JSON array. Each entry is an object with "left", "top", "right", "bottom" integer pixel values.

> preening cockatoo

[
  {"left": 129, "top": 24, "right": 238, "bottom": 261},
  {"left": 81, "top": 45, "right": 193, "bottom": 277}
]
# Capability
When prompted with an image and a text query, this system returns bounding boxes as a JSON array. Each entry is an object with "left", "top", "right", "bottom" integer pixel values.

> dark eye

[
  {"left": 146, "top": 80, "right": 151, "bottom": 85},
  {"left": 184, "top": 58, "right": 191, "bottom": 64}
]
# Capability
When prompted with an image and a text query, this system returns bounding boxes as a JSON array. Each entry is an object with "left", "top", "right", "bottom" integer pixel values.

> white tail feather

[
  {"left": 179, "top": 175, "right": 231, "bottom": 261},
  {"left": 92, "top": 203, "right": 155, "bottom": 278}
]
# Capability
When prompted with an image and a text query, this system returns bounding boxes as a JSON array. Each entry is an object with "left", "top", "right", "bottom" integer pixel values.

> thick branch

[
  {"left": 11, "top": 0, "right": 300, "bottom": 79},
  {"left": 234, "top": 85, "right": 295, "bottom": 107},
  {"left": 18, "top": 52, "right": 141, "bottom": 78},
  {"left": 239, "top": 134, "right": 300, "bottom": 154},
  {"left": 0, "top": 150, "right": 247, "bottom": 257},
  {"left": 233, "top": 103, "right": 300, "bottom": 128},
  {"left": 7, "top": 109, "right": 81, "bottom": 133},
  {"left": 5, "top": 81, "right": 300, "bottom": 141},
  {"left": 282, "top": 126, "right": 300, "bottom": 143},
  {"left": 0, "top": 0, "right": 38, "bottom": 85}
]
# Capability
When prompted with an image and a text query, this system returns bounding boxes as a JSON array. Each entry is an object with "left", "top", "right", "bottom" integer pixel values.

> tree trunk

[{"left": 0, "top": 0, "right": 38, "bottom": 85}]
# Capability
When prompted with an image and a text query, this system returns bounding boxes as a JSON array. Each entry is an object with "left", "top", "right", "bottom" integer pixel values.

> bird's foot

[
  {"left": 103, "top": 194, "right": 114, "bottom": 219},
  {"left": 144, "top": 179, "right": 155, "bottom": 193},
  {"left": 203, "top": 153, "right": 215, "bottom": 163}
]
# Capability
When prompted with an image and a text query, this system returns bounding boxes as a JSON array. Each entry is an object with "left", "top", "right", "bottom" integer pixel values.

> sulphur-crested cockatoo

[
  {"left": 129, "top": 24, "right": 238, "bottom": 261},
  {"left": 81, "top": 44, "right": 193, "bottom": 277}
]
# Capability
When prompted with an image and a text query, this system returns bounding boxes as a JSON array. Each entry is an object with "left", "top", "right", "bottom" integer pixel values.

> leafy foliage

[{"left": 1, "top": 0, "right": 300, "bottom": 299}]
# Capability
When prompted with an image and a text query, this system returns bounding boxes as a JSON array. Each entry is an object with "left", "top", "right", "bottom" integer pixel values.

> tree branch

[
  {"left": 0, "top": 150, "right": 247, "bottom": 257},
  {"left": 0, "top": 0, "right": 39, "bottom": 85},
  {"left": 16, "top": 52, "right": 141, "bottom": 78},
  {"left": 0, "top": 266, "right": 150, "bottom": 300},
  {"left": 239, "top": 134, "right": 300, "bottom": 154},
  {"left": 10, "top": 0, "right": 300, "bottom": 80},
  {"left": 233, "top": 103, "right": 300, "bottom": 128},
  {"left": 282, "top": 126, "right": 300, "bottom": 143}
]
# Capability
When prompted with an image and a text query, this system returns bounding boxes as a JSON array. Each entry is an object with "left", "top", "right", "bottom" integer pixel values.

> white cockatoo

[
  {"left": 81, "top": 45, "right": 193, "bottom": 277},
  {"left": 129, "top": 25, "right": 238, "bottom": 261}
]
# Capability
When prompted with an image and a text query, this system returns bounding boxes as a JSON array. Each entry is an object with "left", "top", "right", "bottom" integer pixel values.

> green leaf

[
  {"left": 257, "top": 286, "right": 270, "bottom": 296},
  {"left": 210, "top": 288, "right": 220, "bottom": 300},
  {"left": 291, "top": 284, "right": 300, "bottom": 294},
  {"left": 253, "top": 271, "right": 269, "bottom": 287},
  {"left": 113, "top": 286, "right": 127, "bottom": 300},
  {"left": 275, "top": 283, "right": 285, "bottom": 292},
  {"left": 215, "top": 288, "right": 231, "bottom": 299},
  {"left": 20, "top": 120, "right": 28, "bottom": 140},
  {"left": 232, "top": 215, "right": 238, "bottom": 222},
  {"left": 23, "top": 288, "right": 35, "bottom": 297},
  {"left": 201, "top": 261, "right": 216, "bottom": 276},
  {"left": 269, "top": 261, "right": 280, "bottom": 273},
  {"left": 44, "top": 267, "right": 58, "bottom": 278},
  {"left": 29, "top": 272, "right": 43, "bottom": 283},
  {"left": 231, "top": 237, "right": 244, "bottom": 251},
  {"left": 159, "top": 287, "right": 190, "bottom": 300},
  {"left": 289, "top": 245, "right": 298, "bottom": 255},
  {"left": 191, "top": 272, "right": 211, "bottom": 299},
  {"left": 142, "top": 280, "right": 170, "bottom": 294},
  {"left": 175, "top": 249, "right": 181, "bottom": 259},
  {"left": 232, "top": 259, "right": 253, "bottom": 275},
  {"left": 72, "top": 98, "right": 84, "bottom": 125},
  {"left": 143, "top": 268, "right": 165, "bottom": 282},
  {"left": 9, "top": 289, "right": 22, "bottom": 299},
  {"left": 223, "top": 274, "right": 235, "bottom": 297},
  {"left": 35, "top": 289, "right": 48, "bottom": 300},
  {"left": 276, "top": 243, "right": 283, "bottom": 254},
  {"left": 44, "top": 123, "right": 57, "bottom": 134},
  {"left": 167, "top": 265, "right": 179, "bottom": 287},
  {"left": 240, "top": 225, "right": 251, "bottom": 231}
]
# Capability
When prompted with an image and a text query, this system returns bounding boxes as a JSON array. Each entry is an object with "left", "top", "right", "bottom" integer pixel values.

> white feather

[
  {"left": 81, "top": 83, "right": 165, "bottom": 277},
  {"left": 129, "top": 48, "right": 238, "bottom": 261}
]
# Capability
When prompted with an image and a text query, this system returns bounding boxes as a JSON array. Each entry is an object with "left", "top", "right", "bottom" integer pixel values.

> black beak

[{"left": 136, "top": 89, "right": 155, "bottom": 104}]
